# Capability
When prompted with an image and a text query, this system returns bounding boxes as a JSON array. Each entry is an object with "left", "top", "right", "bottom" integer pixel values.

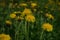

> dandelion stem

[
  {"left": 25, "top": 21, "right": 29, "bottom": 40},
  {"left": 40, "top": 30, "right": 44, "bottom": 40},
  {"left": 15, "top": 20, "right": 18, "bottom": 40}
]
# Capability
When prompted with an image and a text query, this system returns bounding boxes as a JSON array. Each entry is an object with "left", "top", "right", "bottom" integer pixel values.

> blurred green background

[{"left": 0, "top": 0, "right": 60, "bottom": 40}]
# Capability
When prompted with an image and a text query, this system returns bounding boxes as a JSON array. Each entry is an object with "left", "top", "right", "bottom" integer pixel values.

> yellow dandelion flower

[
  {"left": 0, "top": 34, "right": 11, "bottom": 40},
  {"left": 42, "top": 23, "right": 53, "bottom": 32},
  {"left": 19, "top": 3, "right": 27, "bottom": 7},
  {"left": 31, "top": 2, "right": 37, "bottom": 8},
  {"left": 25, "top": 15, "right": 35, "bottom": 22},
  {"left": 22, "top": 8, "right": 32, "bottom": 16},
  {"left": 5, "top": 20, "right": 12, "bottom": 25},
  {"left": 45, "top": 13, "right": 54, "bottom": 19},
  {"left": 10, "top": 13, "right": 16, "bottom": 19}
]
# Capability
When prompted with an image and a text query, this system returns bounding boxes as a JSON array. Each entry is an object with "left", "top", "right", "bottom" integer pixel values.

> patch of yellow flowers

[
  {"left": 23, "top": 8, "right": 36, "bottom": 22},
  {"left": 9, "top": 2, "right": 37, "bottom": 23},
  {"left": 9, "top": 8, "right": 36, "bottom": 23},
  {"left": 42, "top": 23, "right": 53, "bottom": 32},
  {"left": 0, "top": 34, "right": 11, "bottom": 40}
]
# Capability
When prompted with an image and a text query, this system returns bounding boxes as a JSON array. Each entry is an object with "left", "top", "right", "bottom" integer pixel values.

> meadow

[{"left": 0, "top": 0, "right": 60, "bottom": 40}]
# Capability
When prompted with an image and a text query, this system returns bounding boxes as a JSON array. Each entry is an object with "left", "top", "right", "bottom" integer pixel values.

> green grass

[{"left": 0, "top": 0, "right": 60, "bottom": 40}]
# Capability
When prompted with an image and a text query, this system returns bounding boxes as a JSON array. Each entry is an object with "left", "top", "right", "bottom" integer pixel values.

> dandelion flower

[
  {"left": 0, "top": 34, "right": 11, "bottom": 40},
  {"left": 42, "top": 23, "right": 53, "bottom": 32},
  {"left": 5, "top": 20, "right": 12, "bottom": 25},
  {"left": 25, "top": 15, "right": 35, "bottom": 22},
  {"left": 10, "top": 13, "right": 16, "bottom": 19},
  {"left": 22, "top": 8, "right": 32, "bottom": 16},
  {"left": 31, "top": 2, "right": 37, "bottom": 8},
  {"left": 45, "top": 13, "right": 54, "bottom": 19}
]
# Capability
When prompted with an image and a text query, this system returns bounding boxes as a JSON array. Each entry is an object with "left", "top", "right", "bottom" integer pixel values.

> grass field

[{"left": 0, "top": 0, "right": 60, "bottom": 40}]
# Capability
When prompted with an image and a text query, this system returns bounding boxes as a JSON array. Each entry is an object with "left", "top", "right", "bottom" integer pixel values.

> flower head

[
  {"left": 0, "top": 34, "right": 11, "bottom": 40},
  {"left": 10, "top": 13, "right": 16, "bottom": 19},
  {"left": 45, "top": 13, "right": 54, "bottom": 19},
  {"left": 31, "top": 2, "right": 37, "bottom": 8},
  {"left": 22, "top": 8, "right": 32, "bottom": 16},
  {"left": 42, "top": 23, "right": 53, "bottom": 32},
  {"left": 25, "top": 15, "right": 35, "bottom": 22},
  {"left": 5, "top": 20, "right": 12, "bottom": 25}
]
